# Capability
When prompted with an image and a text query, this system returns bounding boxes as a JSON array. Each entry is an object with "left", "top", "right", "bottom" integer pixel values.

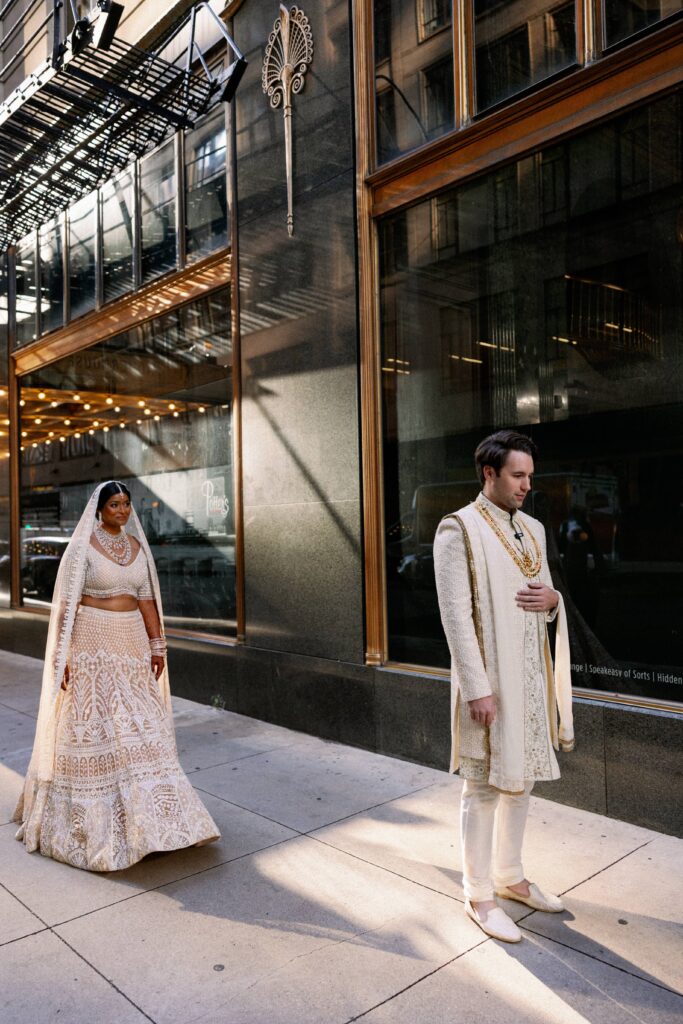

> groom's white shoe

[{"left": 465, "top": 899, "right": 522, "bottom": 942}]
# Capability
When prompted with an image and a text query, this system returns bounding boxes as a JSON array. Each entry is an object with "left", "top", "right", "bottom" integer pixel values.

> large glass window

[
  {"left": 374, "top": 0, "right": 454, "bottom": 163},
  {"left": 140, "top": 140, "right": 177, "bottom": 283},
  {"left": 0, "top": 256, "right": 8, "bottom": 606},
  {"left": 604, "top": 0, "right": 683, "bottom": 48},
  {"left": 68, "top": 191, "right": 97, "bottom": 319},
  {"left": 19, "top": 289, "right": 236, "bottom": 637},
  {"left": 102, "top": 168, "right": 135, "bottom": 303},
  {"left": 185, "top": 107, "right": 228, "bottom": 260},
  {"left": 379, "top": 90, "right": 683, "bottom": 704},
  {"left": 39, "top": 218, "right": 64, "bottom": 335},
  {"left": 15, "top": 233, "right": 37, "bottom": 347},
  {"left": 474, "top": 0, "right": 576, "bottom": 113}
]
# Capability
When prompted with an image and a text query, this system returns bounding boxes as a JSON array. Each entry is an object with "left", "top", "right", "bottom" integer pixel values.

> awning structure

[{"left": 0, "top": 1, "right": 246, "bottom": 250}]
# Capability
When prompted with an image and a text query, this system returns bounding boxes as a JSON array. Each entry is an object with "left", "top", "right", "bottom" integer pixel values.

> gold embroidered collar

[{"left": 475, "top": 493, "right": 541, "bottom": 578}]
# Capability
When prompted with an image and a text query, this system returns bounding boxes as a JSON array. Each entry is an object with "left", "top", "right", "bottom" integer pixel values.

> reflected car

[{"left": 21, "top": 535, "right": 70, "bottom": 603}]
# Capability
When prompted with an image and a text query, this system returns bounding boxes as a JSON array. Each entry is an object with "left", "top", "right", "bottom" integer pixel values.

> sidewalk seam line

[
  {"left": 0, "top": 880, "right": 156, "bottom": 1020},
  {"left": 184, "top": 741, "right": 302, "bottom": 775},
  {"left": 53, "top": 930, "right": 159, "bottom": 1023},
  {"left": 0, "top": 926, "right": 49, "bottom": 948},
  {"left": 341, "top": 938, "right": 489, "bottom": 1023},
  {"left": 555, "top": 838, "right": 656, "bottom": 897},
  {"left": 308, "top": 833, "right": 463, "bottom": 904},
  {"left": 46, "top": 833, "right": 298, "bottom": 928},
  {"left": 0, "top": 700, "right": 39, "bottom": 720},
  {"left": 520, "top": 926, "right": 683, "bottom": 998},
  {"left": 192, "top": 779, "right": 440, "bottom": 836}
]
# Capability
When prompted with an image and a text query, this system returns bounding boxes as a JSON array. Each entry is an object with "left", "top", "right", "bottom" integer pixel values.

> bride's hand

[
  {"left": 61, "top": 664, "right": 70, "bottom": 691},
  {"left": 151, "top": 655, "right": 165, "bottom": 680}
]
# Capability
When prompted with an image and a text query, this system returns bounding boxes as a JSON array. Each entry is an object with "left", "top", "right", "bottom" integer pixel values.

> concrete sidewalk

[{"left": 0, "top": 650, "right": 680, "bottom": 1024}]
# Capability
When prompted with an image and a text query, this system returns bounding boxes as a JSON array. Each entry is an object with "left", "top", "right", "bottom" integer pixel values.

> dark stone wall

[{"left": 232, "top": 0, "right": 363, "bottom": 663}]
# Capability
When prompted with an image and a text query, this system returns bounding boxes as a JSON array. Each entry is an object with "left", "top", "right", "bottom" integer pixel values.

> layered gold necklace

[{"left": 476, "top": 501, "right": 542, "bottom": 578}]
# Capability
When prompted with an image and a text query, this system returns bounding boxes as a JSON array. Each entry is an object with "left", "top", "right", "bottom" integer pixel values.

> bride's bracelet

[{"left": 149, "top": 636, "right": 167, "bottom": 658}]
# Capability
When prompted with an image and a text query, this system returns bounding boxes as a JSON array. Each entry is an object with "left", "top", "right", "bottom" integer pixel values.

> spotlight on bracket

[
  {"left": 187, "top": 2, "right": 248, "bottom": 104},
  {"left": 92, "top": 0, "right": 124, "bottom": 50},
  {"left": 218, "top": 54, "right": 248, "bottom": 103},
  {"left": 70, "top": 0, "right": 123, "bottom": 56}
]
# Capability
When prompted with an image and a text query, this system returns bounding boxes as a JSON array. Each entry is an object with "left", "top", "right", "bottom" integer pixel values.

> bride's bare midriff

[{"left": 80, "top": 595, "right": 139, "bottom": 611}]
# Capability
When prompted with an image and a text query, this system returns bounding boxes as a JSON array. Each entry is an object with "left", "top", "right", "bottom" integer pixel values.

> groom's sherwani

[{"left": 434, "top": 492, "right": 574, "bottom": 793}]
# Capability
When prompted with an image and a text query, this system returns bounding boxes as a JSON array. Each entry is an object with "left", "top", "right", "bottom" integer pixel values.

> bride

[{"left": 13, "top": 480, "right": 220, "bottom": 871}]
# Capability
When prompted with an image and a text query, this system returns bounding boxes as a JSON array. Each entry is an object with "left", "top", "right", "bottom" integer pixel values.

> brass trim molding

[
  {"left": 227, "top": 94, "right": 247, "bottom": 643},
  {"left": 369, "top": 23, "right": 683, "bottom": 216},
  {"left": 166, "top": 627, "right": 240, "bottom": 646},
  {"left": 353, "top": 0, "right": 387, "bottom": 666},
  {"left": 381, "top": 662, "right": 683, "bottom": 714},
  {"left": 13, "top": 249, "right": 231, "bottom": 375},
  {"left": 8, "top": 367, "right": 21, "bottom": 607}
]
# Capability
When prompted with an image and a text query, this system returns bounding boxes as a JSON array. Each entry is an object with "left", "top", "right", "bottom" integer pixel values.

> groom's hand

[{"left": 469, "top": 694, "right": 496, "bottom": 727}]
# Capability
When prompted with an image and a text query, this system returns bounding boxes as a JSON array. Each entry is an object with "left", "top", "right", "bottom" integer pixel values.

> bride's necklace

[{"left": 95, "top": 522, "right": 131, "bottom": 565}]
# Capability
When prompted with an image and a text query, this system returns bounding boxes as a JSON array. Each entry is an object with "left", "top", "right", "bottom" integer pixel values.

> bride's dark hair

[{"left": 96, "top": 481, "right": 132, "bottom": 514}]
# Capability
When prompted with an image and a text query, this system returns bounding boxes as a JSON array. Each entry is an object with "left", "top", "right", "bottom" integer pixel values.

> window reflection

[
  {"left": 0, "top": 265, "right": 8, "bottom": 605},
  {"left": 19, "top": 289, "right": 236, "bottom": 636},
  {"left": 604, "top": 0, "right": 682, "bottom": 47},
  {"left": 39, "top": 218, "right": 64, "bottom": 335},
  {"left": 186, "top": 107, "right": 228, "bottom": 260},
  {"left": 474, "top": 0, "right": 576, "bottom": 113},
  {"left": 374, "top": 0, "right": 454, "bottom": 163},
  {"left": 140, "top": 140, "right": 177, "bottom": 283},
  {"left": 102, "top": 169, "right": 134, "bottom": 303},
  {"left": 0, "top": 254, "right": 8, "bottom": 356},
  {"left": 379, "top": 91, "right": 683, "bottom": 703},
  {"left": 68, "top": 192, "right": 97, "bottom": 319},
  {"left": 15, "top": 233, "right": 37, "bottom": 347}
]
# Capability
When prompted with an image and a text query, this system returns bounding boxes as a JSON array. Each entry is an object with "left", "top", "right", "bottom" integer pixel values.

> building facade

[{"left": 0, "top": 0, "right": 681, "bottom": 835}]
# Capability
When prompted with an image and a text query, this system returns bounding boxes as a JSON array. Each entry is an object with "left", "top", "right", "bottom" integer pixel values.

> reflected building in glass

[{"left": 0, "top": 0, "right": 681, "bottom": 836}]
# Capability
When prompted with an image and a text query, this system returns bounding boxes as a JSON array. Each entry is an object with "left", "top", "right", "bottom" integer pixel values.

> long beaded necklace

[
  {"left": 95, "top": 522, "right": 132, "bottom": 565},
  {"left": 476, "top": 501, "right": 542, "bottom": 579}
]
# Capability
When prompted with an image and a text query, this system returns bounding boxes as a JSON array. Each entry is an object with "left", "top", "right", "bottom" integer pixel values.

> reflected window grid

[
  {"left": 9, "top": 128, "right": 230, "bottom": 345},
  {"left": 68, "top": 192, "right": 98, "bottom": 320},
  {"left": 418, "top": 0, "right": 452, "bottom": 40},
  {"left": 604, "top": 0, "right": 683, "bottom": 48},
  {"left": 15, "top": 232, "right": 38, "bottom": 347},
  {"left": 185, "top": 108, "right": 228, "bottom": 262},
  {"left": 421, "top": 55, "right": 455, "bottom": 137},
  {"left": 39, "top": 218, "right": 65, "bottom": 336},
  {"left": 372, "top": 0, "right": 682, "bottom": 165},
  {"left": 101, "top": 169, "right": 135, "bottom": 304},
  {"left": 140, "top": 140, "right": 177, "bottom": 284}
]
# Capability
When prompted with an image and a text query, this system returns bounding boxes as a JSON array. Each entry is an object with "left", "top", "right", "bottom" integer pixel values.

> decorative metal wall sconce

[{"left": 262, "top": 5, "right": 314, "bottom": 236}]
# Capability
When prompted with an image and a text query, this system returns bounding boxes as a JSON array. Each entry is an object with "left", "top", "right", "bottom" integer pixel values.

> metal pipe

[
  {"left": 0, "top": 9, "right": 56, "bottom": 81},
  {"left": 0, "top": 3, "right": 54, "bottom": 52}
]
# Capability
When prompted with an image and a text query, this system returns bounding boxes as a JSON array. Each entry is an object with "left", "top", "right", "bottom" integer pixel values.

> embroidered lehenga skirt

[{"left": 17, "top": 606, "right": 219, "bottom": 872}]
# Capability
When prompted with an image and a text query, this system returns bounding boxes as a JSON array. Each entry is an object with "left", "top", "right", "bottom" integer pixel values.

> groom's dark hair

[{"left": 474, "top": 430, "right": 538, "bottom": 485}]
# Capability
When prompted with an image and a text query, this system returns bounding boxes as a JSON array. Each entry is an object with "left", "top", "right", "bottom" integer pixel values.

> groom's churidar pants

[{"left": 460, "top": 779, "right": 534, "bottom": 902}]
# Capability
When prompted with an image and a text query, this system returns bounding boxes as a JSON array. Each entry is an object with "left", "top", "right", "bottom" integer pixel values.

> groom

[{"left": 434, "top": 429, "right": 574, "bottom": 942}]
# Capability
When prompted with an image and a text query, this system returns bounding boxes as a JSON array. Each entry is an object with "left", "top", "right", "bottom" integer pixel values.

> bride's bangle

[{"left": 149, "top": 636, "right": 167, "bottom": 657}]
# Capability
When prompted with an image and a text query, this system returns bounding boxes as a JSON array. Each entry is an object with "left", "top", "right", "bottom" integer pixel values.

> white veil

[{"left": 15, "top": 480, "right": 170, "bottom": 825}]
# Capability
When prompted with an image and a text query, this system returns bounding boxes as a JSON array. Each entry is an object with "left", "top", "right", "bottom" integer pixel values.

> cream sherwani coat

[{"left": 434, "top": 493, "right": 574, "bottom": 793}]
